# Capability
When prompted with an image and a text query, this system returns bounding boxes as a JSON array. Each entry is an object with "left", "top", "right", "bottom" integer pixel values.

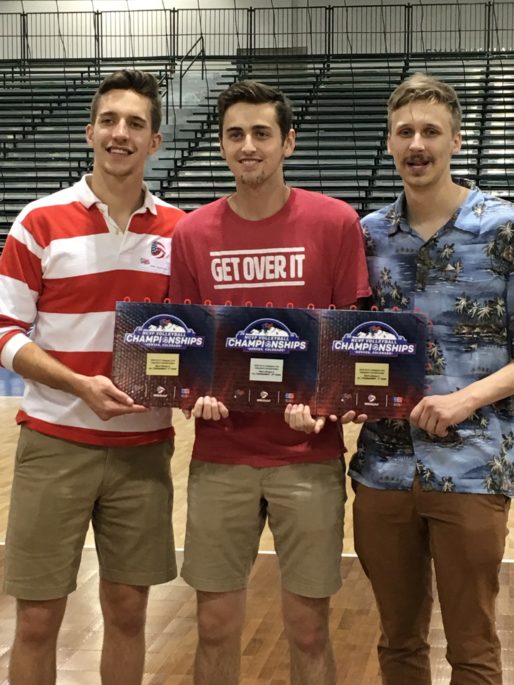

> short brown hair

[
  {"left": 90, "top": 69, "right": 162, "bottom": 133},
  {"left": 217, "top": 79, "right": 294, "bottom": 141},
  {"left": 388, "top": 73, "right": 462, "bottom": 135}
]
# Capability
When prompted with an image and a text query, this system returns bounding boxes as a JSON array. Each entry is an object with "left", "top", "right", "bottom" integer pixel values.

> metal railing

[
  {"left": 178, "top": 36, "right": 206, "bottom": 109},
  {"left": 0, "top": 3, "right": 513, "bottom": 62}
]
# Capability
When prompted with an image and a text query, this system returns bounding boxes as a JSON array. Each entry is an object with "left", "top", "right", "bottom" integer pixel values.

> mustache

[{"left": 405, "top": 155, "right": 431, "bottom": 163}]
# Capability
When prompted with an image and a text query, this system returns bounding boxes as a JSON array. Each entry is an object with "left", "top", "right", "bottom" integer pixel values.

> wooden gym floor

[{"left": 0, "top": 397, "right": 513, "bottom": 683}]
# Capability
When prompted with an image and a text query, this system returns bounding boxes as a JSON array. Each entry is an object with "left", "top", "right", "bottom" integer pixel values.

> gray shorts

[{"left": 181, "top": 458, "right": 346, "bottom": 598}]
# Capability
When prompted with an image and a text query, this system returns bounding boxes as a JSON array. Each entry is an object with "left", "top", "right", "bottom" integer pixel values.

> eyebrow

[
  {"left": 225, "top": 124, "right": 273, "bottom": 134},
  {"left": 98, "top": 111, "right": 148, "bottom": 124},
  {"left": 394, "top": 122, "right": 442, "bottom": 130}
]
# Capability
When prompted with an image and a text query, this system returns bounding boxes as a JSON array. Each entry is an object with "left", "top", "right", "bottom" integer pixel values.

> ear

[
  {"left": 219, "top": 136, "right": 226, "bottom": 160},
  {"left": 386, "top": 132, "right": 392, "bottom": 155},
  {"left": 85, "top": 123, "right": 94, "bottom": 148},
  {"left": 148, "top": 132, "right": 162, "bottom": 156},
  {"left": 452, "top": 131, "right": 462, "bottom": 154},
  {"left": 283, "top": 128, "right": 296, "bottom": 159}
]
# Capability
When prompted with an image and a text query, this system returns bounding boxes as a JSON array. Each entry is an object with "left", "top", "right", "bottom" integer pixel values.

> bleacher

[
  {"left": 0, "top": 60, "right": 173, "bottom": 247},
  {"left": 157, "top": 58, "right": 329, "bottom": 209},
  {"left": 158, "top": 53, "right": 514, "bottom": 216},
  {"left": 2, "top": 53, "right": 514, "bottom": 248}
]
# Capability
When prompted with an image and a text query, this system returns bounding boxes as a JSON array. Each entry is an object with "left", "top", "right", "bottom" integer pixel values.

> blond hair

[{"left": 388, "top": 73, "right": 462, "bottom": 134}]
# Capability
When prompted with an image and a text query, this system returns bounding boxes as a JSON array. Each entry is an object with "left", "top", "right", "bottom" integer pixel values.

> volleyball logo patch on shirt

[
  {"left": 151, "top": 239, "right": 167, "bottom": 258},
  {"left": 140, "top": 238, "right": 170, "bottom": 274}
]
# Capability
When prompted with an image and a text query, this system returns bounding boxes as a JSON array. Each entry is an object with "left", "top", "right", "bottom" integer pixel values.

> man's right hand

[
  {"left": 76, "top": 375, "right": 147, "bottom": 421},
  {"left": 183, "top": 395, "right": 229, "bottom": 421},
  {"left": 10, "top": 343, "right": 146, "bottom": 421}
]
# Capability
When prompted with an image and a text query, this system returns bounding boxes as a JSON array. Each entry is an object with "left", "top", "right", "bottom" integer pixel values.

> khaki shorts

[
  {"left": 181, "top": 459, "right": 346, "bottom": 598},
  {"left": 4, "top": 426, "right": 176, "bottom": 600}
]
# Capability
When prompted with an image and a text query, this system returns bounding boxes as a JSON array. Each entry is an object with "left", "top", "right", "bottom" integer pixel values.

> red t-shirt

[{"left": 169, "top": 188, "right": 370, "bottom": 466}]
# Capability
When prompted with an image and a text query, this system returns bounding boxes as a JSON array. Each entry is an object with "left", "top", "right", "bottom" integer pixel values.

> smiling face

[
  {"left": 219, "top": 101, "right": 295, "bottom": 191},
  {"left": 387, "top": 100, "right": 462, "bottom": 192},
  {"left": 86, "top": 88, "right": 162, "bottom": 181}
]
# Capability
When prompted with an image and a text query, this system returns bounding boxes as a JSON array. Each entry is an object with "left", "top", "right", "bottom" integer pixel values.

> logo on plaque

[
  {"left": 124, "top": 314, "right": 205, "bottom": 351},
  {"left": 226, "top": 318, "right": 309, "bottom": 354},
  {"left": 332, "top": 321, "right": 416, "bottom": 357}
]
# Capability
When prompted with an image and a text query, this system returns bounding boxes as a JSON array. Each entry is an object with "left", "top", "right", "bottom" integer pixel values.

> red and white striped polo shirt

[{"left": 0, "top": 176, "right": 184, "bottom": 446}]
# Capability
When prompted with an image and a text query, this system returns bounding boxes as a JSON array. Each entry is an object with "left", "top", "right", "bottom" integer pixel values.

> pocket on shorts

[{"left": 15, "top": 426, "right": 38, "bottom": 465}]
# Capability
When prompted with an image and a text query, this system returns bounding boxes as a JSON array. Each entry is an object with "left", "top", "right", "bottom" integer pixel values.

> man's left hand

[
  {"left": 284, "top": 404, "right": 367, "bottom": 434},
  {"left": 410, "top": 391, "right": 476, "bottom": 437}
]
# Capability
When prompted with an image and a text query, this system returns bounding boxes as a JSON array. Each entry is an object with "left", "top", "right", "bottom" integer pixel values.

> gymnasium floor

[{"left": 0, "top": 379, "right": 513, "bottom": 683}]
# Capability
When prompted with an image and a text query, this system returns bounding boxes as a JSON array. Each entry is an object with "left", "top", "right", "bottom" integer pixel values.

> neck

[
  {"left": 404, "top": 176, "right": 468, "bottom": 240},
  {"left": 88, "top": 169, "right": 145, "bottom": 218},
  {"left": 229, "top": 182, "right": 290, "bottom": 221}
]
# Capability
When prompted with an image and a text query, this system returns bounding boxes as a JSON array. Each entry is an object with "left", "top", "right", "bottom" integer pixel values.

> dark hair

[
  {"left": 90, "top": 69, "right": 162, "bottom": 133},
  {"left": 217, "top": 79, "right": 294, "bottom": 141},
  {"left": 388, "top": 73, "right": 462, "bottom": 135}
]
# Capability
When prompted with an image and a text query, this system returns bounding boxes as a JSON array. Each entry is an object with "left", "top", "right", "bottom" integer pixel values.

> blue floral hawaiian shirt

[{"left": 349, "top": 179, "right": 514, "bottom": 496}]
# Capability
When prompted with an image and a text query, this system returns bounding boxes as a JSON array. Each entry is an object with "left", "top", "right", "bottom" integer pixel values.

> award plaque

[
  {"left": 317, "top": 309, "right": 426, "bottom": 418},
  {"left": 112, "top": 302, "right": 427, "bottom": 418}
]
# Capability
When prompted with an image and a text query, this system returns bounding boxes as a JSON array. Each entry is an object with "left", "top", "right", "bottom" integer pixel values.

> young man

[
  {"left": 0, "top": 70, "right": 184, "bottom": 685},
  {"left": 350, "top": 74, "right": 514, "bottom": 684},
  {"left": 169, "top": 80, "right": 370, "bottom": 685}
]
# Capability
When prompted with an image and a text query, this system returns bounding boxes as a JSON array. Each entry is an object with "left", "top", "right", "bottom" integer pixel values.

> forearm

[
  {"left": 457, "top": 361, "right": 514, "bottom": 412},
  {"left": 412, "top": 361, "right": 514, "bottom": 436},
  {"left": 11, "top": 342, "right": 87, "bottom": 398},
  {"left": 9, "top": 341, "right": 144, "bottom": 421}
]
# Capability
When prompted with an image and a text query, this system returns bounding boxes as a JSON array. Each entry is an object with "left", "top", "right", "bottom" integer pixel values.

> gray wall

[
  {"left": 0, "top": 1, "right": 510, "bottom": 59},
  {"left": 0, "top": 0, "right": 495, "bottom": 11}
]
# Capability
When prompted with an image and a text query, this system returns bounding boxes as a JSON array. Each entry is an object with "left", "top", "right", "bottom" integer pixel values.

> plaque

[{"left": 112, "top": 302, "right": 427, "bottom": 419}]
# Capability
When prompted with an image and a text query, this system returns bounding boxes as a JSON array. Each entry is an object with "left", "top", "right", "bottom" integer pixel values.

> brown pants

[{"left": 353, "top": 479, "right": 510, "bottom": 685}]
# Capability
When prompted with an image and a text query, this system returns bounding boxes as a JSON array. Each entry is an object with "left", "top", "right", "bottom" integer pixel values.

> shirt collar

[
  {"left": 387, "top": 177, "right": 482, "bottom": 237},
  {"left": 76, "top": 174, "right": 157, "bottom": 216}
]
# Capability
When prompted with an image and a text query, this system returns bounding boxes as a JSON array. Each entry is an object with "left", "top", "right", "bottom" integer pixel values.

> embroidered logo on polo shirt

[
  {"left": 151, "top": 239, "right": 167, "bottom": 258},
  {"left": 139, "top": 238, "right": 170, "bottom": 274}
]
